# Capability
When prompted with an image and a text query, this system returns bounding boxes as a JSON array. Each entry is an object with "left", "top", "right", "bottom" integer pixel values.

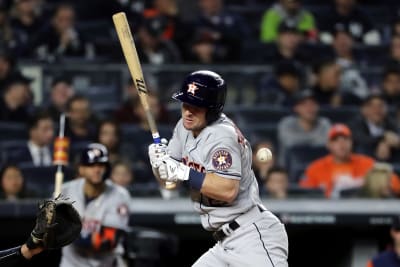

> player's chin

[
  {"left": 183, "top": 120, "right": 195, "bottom": 130},
  {"left": 87, "top": 177, "right": 104, "bottom": 185}
]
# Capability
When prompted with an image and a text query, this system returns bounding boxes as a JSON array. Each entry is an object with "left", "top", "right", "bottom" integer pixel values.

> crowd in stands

[{"left": 1, "top": 0, "right": 400, "bottom": 202}]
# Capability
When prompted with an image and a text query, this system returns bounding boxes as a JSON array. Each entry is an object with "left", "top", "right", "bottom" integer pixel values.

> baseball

[{"left": 256, "top": 147, "right": 272, "bottom": 162}]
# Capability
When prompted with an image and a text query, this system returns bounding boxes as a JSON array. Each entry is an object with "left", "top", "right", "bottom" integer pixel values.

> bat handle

[
  {"left": 53, "top": 167, "right": 64, "bottom": 198},
  {"left": 153, "top": 134, "right": 176, "bottom": 189}
]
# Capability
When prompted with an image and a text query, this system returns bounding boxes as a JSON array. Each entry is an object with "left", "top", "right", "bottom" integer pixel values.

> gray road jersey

[
  {"left": 60, "top": 179, "right": 130, "bottom": 267},
  {"left": 168, "top": 114, "right": 264, "bottom": 230}
]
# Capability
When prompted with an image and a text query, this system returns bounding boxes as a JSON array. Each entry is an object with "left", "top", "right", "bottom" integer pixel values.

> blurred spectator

[
  {"left": 319, "top": 0, "right": 381, "bottom": 45},
  {"left": 65, "top": 94, "right": 96, "bottom": 143},
  {"left": 366, "top": 215, "right": 400, "bottom": 267},
  {"left": 0, "top": 164, "right": 33, "bottom": 200},
  {"left": 391, "top": 18, "right": 400, "bottom": 37},
  {"left": 258, "top": 60, "right": 302, "bottom": 106},
  {"left": 360, "top": 162, "right": 394, "bottom": 199},
  {"left": 260, "top": 0, "right": 317, "bottom": 42},
  {"left": 261, "top": 21, "right": 309, "bottom": 65},
  {"left": 388, "top": 34, "right": 400, "bottom": 66},
  {"left": 29, "top": 3, "right": 94, "bottom": 61},
  {"left": 0, "top": 50, "right": 22, "bottom": 91},
  {"left": 114, "top": 79, "right": 139, "bottom": 123},
  {"left": 10, "top": 0, "right": 44, "bottom": 52},
  {"left": 277, "top": 90, "right": 331, "bottom": 165},
  {"left": 143, "top": 0, "right": 189, "bottom": 48},
  {"left": 300, "top": 123, "right": 400, "bottom": 198},
  {"left": 110, "top": 160, "right": 134, "bottom": 188},
  {"left": 135, "top": 16, "right": 181, "bottom": 65},
  {"left": 350, "top": 94, "right": 400, "bottom": 162},
  {"left": 333, "top": 29, "right": 369, "bottom": 102},
  {"left": 43, "top": 76, "right": 75, "bottom": 122},
  {"left": 0, "top": 72, "right": 33, "bottom": 122},
  {"left": 97, "top": 119, "right": 131, "bottom": 165},
  {"left": 311, "top": 59, "right": 342, "bottom": 107},
  {"left": 252, "top": 140, "right": 276, "bottom": 186},
  {"left": 381, "top": 65, "right": 400, "bottom": 107},
  {"left": 8, "top": 111, "right": 54, "bottom": 166},
  {"left": 133, "top": 92, "right": 163, "bottom": 131},
  {"left": 187, "top": 0, "right": 249, "bottom": 63},
  {"left": 0, "top": 4, "right": 24, "bottom": 57},
  {"left": 114, "top": 90, "right": 169, "bottom": 125},
  {"left": 262, "top": 166, "right": 289, "bottom": 199}
]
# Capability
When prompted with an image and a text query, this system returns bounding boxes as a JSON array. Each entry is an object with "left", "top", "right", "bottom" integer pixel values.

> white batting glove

[
  {"left": 159, "top": 156, "right": 190, "bottom": 182},
  {"left": 148, "top": 138, "right": 168, "bottom": 168}
]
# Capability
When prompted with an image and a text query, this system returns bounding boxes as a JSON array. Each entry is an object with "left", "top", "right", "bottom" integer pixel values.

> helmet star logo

[{"left": 187, "top": 83, "right": 198, "bottom": 95}]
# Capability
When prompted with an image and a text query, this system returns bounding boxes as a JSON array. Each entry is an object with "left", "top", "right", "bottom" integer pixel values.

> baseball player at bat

[
  {"left": 148, "top": 70, "right": 288, "bottom": 267},
  {"left": 60, "top": 143, "right": 130, "bottom": 267}
]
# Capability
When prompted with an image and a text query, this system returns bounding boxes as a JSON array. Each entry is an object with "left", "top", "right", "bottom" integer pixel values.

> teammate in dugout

[
  {"left": 60, "top": 143, "right": 131, "bottom": 267},
  {"left": 148, "top": 70, "right": 289, "bottom": 267}
]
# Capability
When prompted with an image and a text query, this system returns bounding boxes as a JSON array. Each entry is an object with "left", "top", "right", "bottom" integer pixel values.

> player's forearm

[{"left": 200, "top": 173, "right": 239, "bottom": 203}]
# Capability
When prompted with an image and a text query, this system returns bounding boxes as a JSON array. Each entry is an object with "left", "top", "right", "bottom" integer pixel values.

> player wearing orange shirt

[{"left": 300, "top": 123, "right": 400, "bottom": 198}]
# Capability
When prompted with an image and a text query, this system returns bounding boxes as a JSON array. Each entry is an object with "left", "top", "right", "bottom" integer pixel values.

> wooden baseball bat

[{"left": 112, "top": 12, "right": 175, "bottom": 189}]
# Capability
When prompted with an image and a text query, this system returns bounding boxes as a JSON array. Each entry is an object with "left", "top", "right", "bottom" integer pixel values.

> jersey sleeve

[
  {"left": 0, "top": 246, "right": 28, "bottom": 266},
  {"left": 204, "top": 136, "right": 242, "bottom": 180},
  {"left": 102, "top": 188, "right": 130, "bottom": 231},
  {"left": 167, "top": 120, "right": 183, "bottom": 161}
]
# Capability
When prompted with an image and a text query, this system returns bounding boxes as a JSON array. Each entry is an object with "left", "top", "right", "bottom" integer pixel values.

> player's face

[
  {"left": 181, "top": 103, "right": 207, "bottom": 136},
  {"left": 80, "top": 164, "right": 106, "bottom": 185}
]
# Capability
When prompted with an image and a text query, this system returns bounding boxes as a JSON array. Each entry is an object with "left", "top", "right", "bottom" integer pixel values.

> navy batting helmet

[
  {"left": 80, "top": 143, "right": 109, "bottom": 166},
  {"left": 172, "top": 70, "right": 227, "bottom": 124}
]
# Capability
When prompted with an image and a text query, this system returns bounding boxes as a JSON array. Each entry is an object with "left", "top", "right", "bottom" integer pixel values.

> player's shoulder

[
  {"left": 203, "top": 114, "right": 238, "bottom": 141},
  {"left": 63, "top": 178, "right": 84, "bottom": 191},
  {"left": 105, "top": 180, "right": 131, "bottom": 201}
]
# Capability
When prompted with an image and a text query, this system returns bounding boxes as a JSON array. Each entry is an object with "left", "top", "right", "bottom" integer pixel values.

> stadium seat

[
  {"left": 19, "top": 164, "right": 75, "bottom": 198},
  {"left": 0, "top": 140, "right": 28, "bottom": 164},
  {"left": 242, "top": 123, "right": 278, "bottom": 147},
  {"left": 285, "top": 145, "right": 328, "bottom": 183},
  {"left": 0, "top": 122, "right": 28, "bottom": 140},
  {"left": 319, "top": 106, "right": 359, "bottom": 124},
  {"left": 235, "top": 106, "right": 291, "bottom": 126}
]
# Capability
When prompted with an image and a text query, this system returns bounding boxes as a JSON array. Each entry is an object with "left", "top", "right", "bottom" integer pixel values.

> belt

[
  {"left": 212, "top": 205, "right": 265, "bottom": 242},
  {"left": 212, "top": 221, "right": 240, "bottom": 242}
]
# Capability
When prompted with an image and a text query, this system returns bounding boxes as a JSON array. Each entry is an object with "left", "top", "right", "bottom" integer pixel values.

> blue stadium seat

[
  {"left": 285, "top": 145, "right": 328, "bottom": 183},
  {"left": 243, "top": 123, "right": 278, "bottom": 148},
  {"left": 235, "top": 106, "right": 290, "bottom": 126},
  {"left": 0, "top": 122, "right": 28, "bottom": 140},
  {"left": 319, "top": 106, "right": 358, "bottom": 124},
  {"left": 19, "top": 164, "right": 75, "bottom": 198},
  {"left": 0, "top": 140, "right": 28, "bottom": 164}
]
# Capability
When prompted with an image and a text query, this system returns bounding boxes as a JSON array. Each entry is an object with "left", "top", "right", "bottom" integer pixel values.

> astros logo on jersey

[
  {"left": 187, "top": 83, "right": 199, "bottom": 95},
  {"left": 212, "top": 149, "right": 232, "bottom": 170}
]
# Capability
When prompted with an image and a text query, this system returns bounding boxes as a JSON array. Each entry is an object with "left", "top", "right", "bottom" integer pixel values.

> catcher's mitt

[{"left": 26, "top": 195, "right": 82, "bottom": 250}]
